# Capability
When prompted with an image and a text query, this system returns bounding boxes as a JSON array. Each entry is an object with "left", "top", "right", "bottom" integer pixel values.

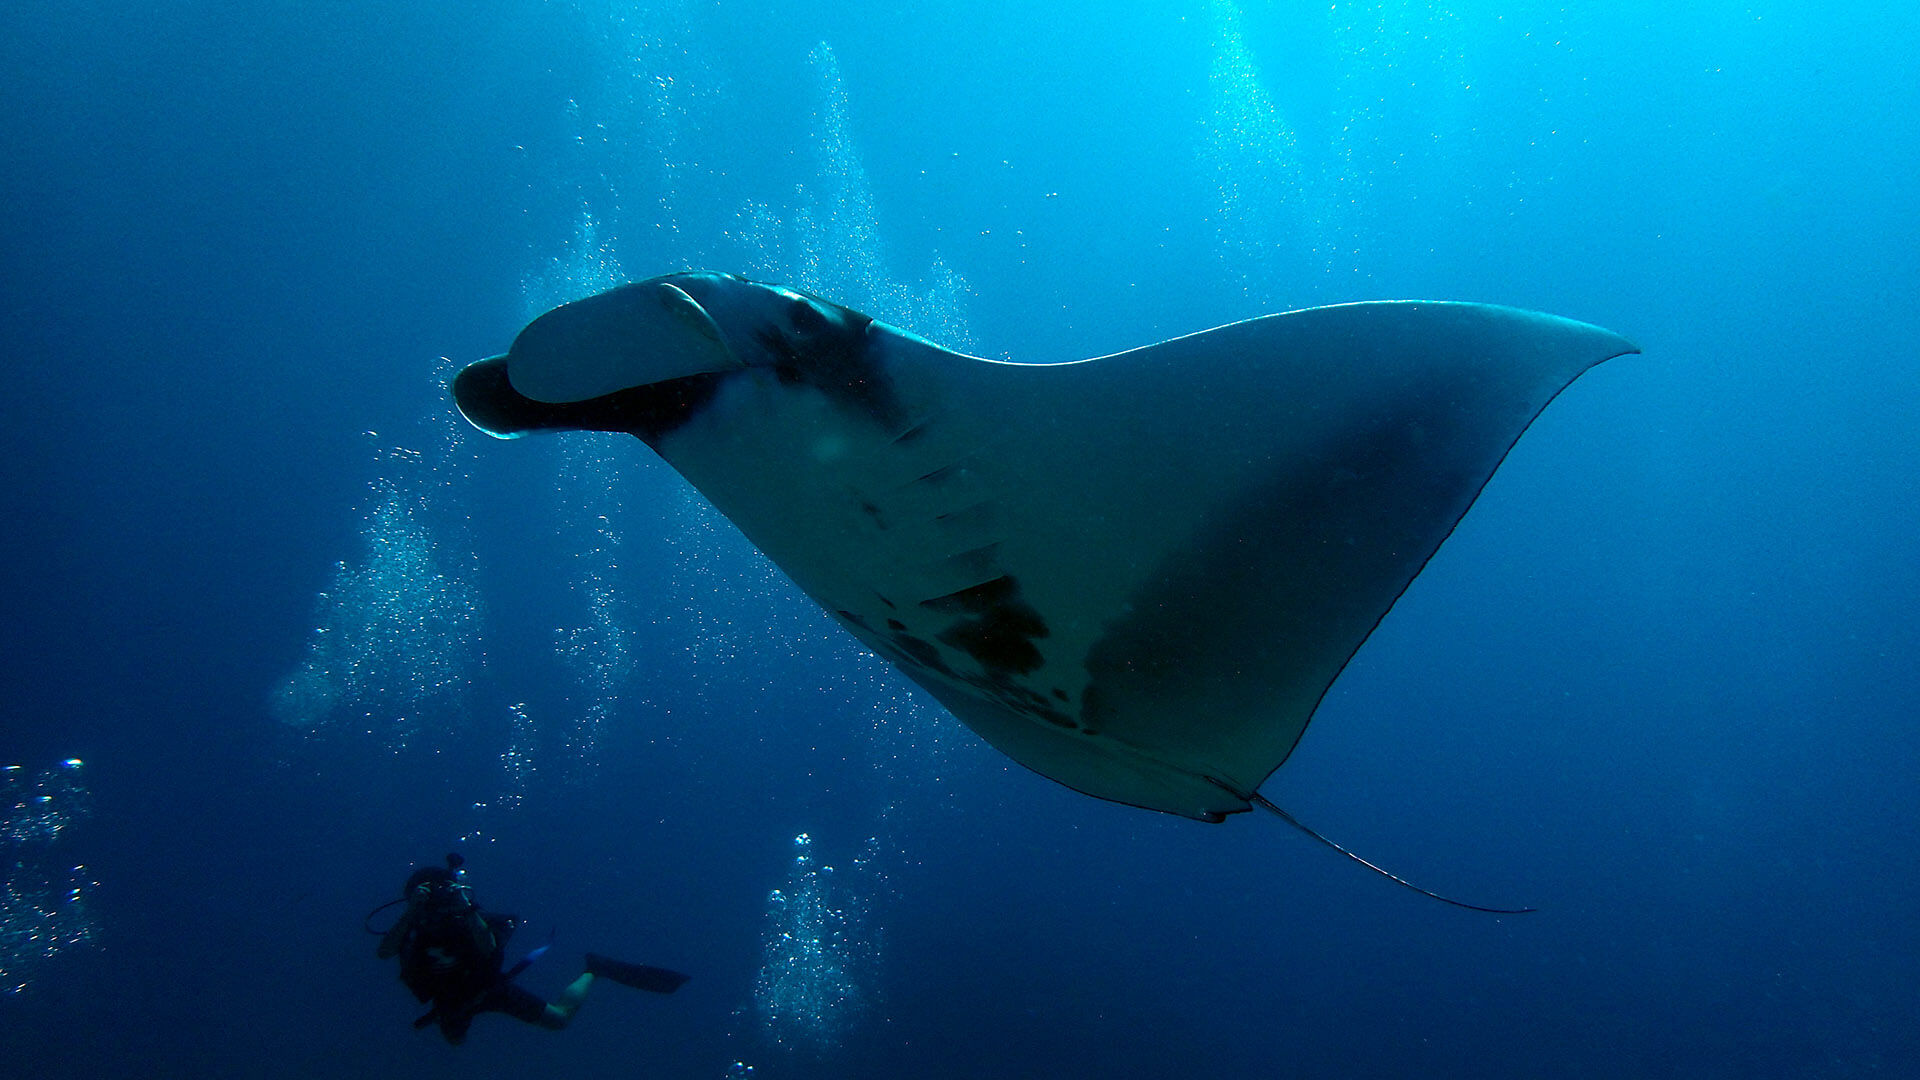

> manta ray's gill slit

[
  {"left": 890, "top": 418, "right": 932, "bottom": 445},
  {"left": 914, "top": 462, "right": 967, "bottom": 487},
  {"left": 931, "top": 500, "right": 994, "bottom": 526},
  {"left": 933, "top": 541, "right": 1002, "bottom": 582}
]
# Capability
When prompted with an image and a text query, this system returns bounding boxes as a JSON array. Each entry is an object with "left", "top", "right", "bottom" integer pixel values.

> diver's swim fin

[{"left": 585, "top": 952, "right": 690, "bottom": 994}]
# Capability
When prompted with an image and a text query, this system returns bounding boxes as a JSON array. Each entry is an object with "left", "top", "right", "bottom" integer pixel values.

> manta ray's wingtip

[{"left": 1545, "top": 306, "right": 1639, "bottom": 362}]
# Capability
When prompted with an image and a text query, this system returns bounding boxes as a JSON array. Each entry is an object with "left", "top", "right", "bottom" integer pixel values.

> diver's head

[{"left": 403, "top": 853, "right": 470, "bottom": 909}]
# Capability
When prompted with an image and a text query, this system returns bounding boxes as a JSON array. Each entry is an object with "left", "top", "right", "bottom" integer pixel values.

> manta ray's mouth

[
  {"left": 451, "top": 351, "right": 734, "bottom": 444},
  {"left": 452, "top": 278, "right": 750, "bottom": 440},
  {"left": 449, "top": 354, "right": 531, "bottom": 439}
]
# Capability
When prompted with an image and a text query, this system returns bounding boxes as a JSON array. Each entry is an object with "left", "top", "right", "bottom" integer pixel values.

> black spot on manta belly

[
  {"left": 887, "top": 631, "right": 955, "bottom": 677},
  {"left": 997, "top": 682, "right": 1076, "bottom": 729},
  {"left": 838, "top": 577, "right": 1072, "bottom": 737},
  {"left": 922, "top": 574, "right": 1049, "bottom": 677},
  {"left": 749, "top": 306, "right": 906, "bottom": 430}
]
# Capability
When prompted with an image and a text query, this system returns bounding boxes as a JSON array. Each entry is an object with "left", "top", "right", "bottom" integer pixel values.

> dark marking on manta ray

[
  {"left": 996, "top": 681, "right": 1076, "bottom": 728},
  {"left": 842, "top": 582, "right": 1074, "bottom": 733},
  {"left": 887, "top": 631, "right": 955, "bottom": 677},
  {"left": 750, "top": 302, "right": 906, "bottom": 430},
  {"left": 844, "top": 613, "right": 964, "bottom": 684},
  {"left": 985, "top": 677, "right": 1077, "bottom": 731},
  {"left": 922, "top": 575, "right": 1049, "bottom": 677},
  {"left": 877, "top": 628, "right": 1078, "bottom": 732}
]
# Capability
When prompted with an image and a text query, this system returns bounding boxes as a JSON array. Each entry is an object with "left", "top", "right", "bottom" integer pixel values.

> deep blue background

[{"left": 3, "top": 2, "right": 1915, "bottom": 1077}]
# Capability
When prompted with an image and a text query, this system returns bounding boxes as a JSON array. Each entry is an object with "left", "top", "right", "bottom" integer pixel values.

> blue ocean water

[{"left": 3, "top": 1, "right": 1915, "bottom": 1076}]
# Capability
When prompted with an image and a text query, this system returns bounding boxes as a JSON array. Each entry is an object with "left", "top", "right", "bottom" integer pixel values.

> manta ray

[{"left": 454, "top": 272, "right": 1635, "bottom": 831}]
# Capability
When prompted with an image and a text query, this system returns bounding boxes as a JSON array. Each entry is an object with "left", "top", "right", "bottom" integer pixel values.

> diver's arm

[
  {"left": 477, "top": 910, "right": 520, "bottom": 954},
  {"left": 376, "top": 909, "right": 414, "bottom": 958},
  {"left": 467, "top": 909, "right": 505, "bottom": 958}
]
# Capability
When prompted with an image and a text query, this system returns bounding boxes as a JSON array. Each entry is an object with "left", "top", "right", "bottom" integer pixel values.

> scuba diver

[{"left": 367, "top": 853, "right": 689, "bottom": 1044}]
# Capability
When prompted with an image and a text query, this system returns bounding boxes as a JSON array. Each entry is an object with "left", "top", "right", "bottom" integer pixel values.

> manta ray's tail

[{"left": 1247, "top": 791, "right": 1537, "bottom": 915}]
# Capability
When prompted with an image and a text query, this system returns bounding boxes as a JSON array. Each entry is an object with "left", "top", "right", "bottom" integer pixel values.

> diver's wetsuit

[
  {"left": 376, "top": 886, "right": 552, "bottom": 1043},
  {"left": 375, "top": 859, "right": 686, "bottom": 1043}
]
